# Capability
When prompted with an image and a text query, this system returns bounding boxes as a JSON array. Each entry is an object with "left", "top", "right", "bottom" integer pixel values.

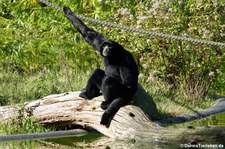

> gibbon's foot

[
  {"left": 79, "top": 88, "right": 92, "bottom": 100},
  {"left": 100, "top": 101, "right": 110, "bottom": 110},
  {"left": 100, "top": 112, "right": 111, "bottom": 127},
  {"left": 79, "top": 88, "right": 102, "bottom": 100}
]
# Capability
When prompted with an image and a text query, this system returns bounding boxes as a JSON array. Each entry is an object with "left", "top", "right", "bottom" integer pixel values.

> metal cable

[
  {"left": 39, "top": 0, "right": 63, "bottom": 12},
  {"left": 38, "top": 0, "right": 225, "bottom": 47}
]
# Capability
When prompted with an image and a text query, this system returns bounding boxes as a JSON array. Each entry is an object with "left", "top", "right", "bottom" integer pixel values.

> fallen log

[
  {"left": 1, "top": 85, "right": 225, "bottom": 142},
  {"left": 24, "top": 85, "right": 177, "bottom": 142},
  {"left": 0, "top": 85, "right": 180, "bottom": 141}
]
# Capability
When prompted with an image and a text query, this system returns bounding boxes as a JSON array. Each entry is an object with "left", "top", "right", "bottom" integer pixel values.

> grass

[
  {"left": 0, "top": 116, "right": 52, "bottom": 135},
  {"left": 0, "top": 68, "right": 90, "bottom": 106},
  {"left": 141, "top": 76, "right": 214, "bottom": 118}
]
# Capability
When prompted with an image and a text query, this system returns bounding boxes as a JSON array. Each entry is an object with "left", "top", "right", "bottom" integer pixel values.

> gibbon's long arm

[{"left": 63, "top": 7, "right": 109, "bottom": 52}]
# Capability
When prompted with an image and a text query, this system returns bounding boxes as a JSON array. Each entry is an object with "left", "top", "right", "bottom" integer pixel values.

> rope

[{"left": 38, "top": 0, "right": 225, "bottom": 47}]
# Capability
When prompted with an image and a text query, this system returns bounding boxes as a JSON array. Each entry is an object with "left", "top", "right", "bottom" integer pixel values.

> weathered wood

[
  {"left": 23, "top": 85, "right": 175, "bottom": 141},
  {"left": 0, "top": 105, "right": 21, "bottom": 123}
]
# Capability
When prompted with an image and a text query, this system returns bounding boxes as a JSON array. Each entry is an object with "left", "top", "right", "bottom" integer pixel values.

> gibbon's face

[{"left": 101, "top": 42, "right": 114, "bottom": 57}]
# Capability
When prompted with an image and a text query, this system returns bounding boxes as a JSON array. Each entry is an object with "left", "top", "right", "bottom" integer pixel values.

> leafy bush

[{"left": 0, "top": 0, "right": 224, "bottom": 99}]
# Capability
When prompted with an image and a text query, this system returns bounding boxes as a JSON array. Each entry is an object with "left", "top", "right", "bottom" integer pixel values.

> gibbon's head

[{"left": 100, "top": 41, "right": 124, "bottom": 57}]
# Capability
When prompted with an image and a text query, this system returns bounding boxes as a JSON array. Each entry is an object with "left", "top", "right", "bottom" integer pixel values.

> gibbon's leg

[
  {"left": 100, "top": 76, "right": 134, "bottom": 126},
  {"left": 79, "top": 68, "right": 104, "bottom": 99},
  {"left": 100, "top": 76, "right": 123, "bottom": 110},
  {"left": 100, "top": 97, "right": 129, "bottom": 126},
  {"left": 63, "top": 7, "right": 109, "bottom": 52}
]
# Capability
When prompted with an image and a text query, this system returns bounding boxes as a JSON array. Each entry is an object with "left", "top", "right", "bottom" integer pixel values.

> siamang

[{"left": 63, "top": 7, "right": 139, "bottom": 127}]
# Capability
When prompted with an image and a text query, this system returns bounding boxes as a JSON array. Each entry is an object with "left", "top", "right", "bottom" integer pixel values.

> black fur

[{"left": 63, "top": 7, "right": 139, "bottom": 127}]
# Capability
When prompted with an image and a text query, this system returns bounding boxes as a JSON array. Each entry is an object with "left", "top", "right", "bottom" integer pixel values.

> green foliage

[
  {"left": 0, "top": 0, "right": 100, "bottom": 72},
  {"left": 113, "top": 0, "right": 225, "bottom": 97},
  {"left": 0, "top": 0, "right": 224, "bottom": 101},
  {"left": 0, "top": 116, "right": 52, "bottom": 134}
]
